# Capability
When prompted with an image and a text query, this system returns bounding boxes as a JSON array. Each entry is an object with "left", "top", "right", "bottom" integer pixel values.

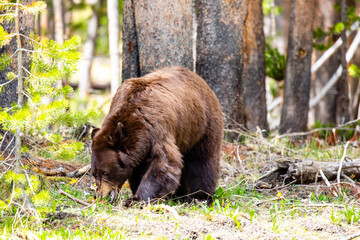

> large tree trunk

[
  {"left": 0, "top": 0, "right": 34, "bottom": 152},
  {"left": 108, "top": 0, "right": 121, "bottom": 96},
  {"left": 78, "top": 0, "right": 104, "bottom": 100},
  {"left": 196, "top": 0, "right": 247, "bottom": 134},
  {"left": 311, "top": 0, "right": 340, "bottom": 125},
  {"left": 279, "top": 0, "right": 314, "bottom": 134},
  {"left": 242, "top": 0, "right": 269, "bottom": 133},
  {"left": 122, "top": 0, "right": 193, "bottom": 80}
]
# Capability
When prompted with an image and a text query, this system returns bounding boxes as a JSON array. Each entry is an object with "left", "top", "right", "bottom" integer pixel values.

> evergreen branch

[
  {"left": 4, "top": 145, "right": 15, "bottom": 161},
  {"left": 22, "top": 67, "right": 48, "bottom": 82},
  {"left": 0, "top": 135, "right": 14, "bottom": 159},
  {"left": 0, "top": 49, "right": 18, "bottom": 65},
  {"left": 17, "top": 48, "right": 41, "bottom": 53},
  {"left": 19, "top": 160, "right": 35, "bottom": 196},
  {"left": 0, "top": 13, "right": 15, "bottom": 17},
  {"left": 21, "top": 90, "right": 37, "bottom": 108},
  {"left": 11, "top": 33, "right": 40, "bottom": 45},
  {"left": 0, "top": 130, "right": 9, "bottom": 149},
  {"left": 0, "top": 77, "right": 17, "bottom": 88},
  {"left": 0, "top": 3, "right": 24, "bottom": 7}
]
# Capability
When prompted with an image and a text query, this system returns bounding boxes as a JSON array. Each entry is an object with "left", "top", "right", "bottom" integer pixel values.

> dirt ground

[{"left": 3, "top": 140, "right": 360, "bottom": 240}]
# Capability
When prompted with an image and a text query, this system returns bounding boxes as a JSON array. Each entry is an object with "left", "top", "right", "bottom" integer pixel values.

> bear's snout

[{"left": 95, "top": 180, "right": 118, "bottom": 202}]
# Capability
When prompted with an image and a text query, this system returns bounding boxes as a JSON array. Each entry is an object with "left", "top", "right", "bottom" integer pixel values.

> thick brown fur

[{"left": 91, "top": 66, "right": 223, "bottom": 203}]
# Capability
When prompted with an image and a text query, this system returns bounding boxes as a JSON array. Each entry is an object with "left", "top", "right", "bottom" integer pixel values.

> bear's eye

[{"left": 102, "top": 171, "right": 108, "bottom": 176}]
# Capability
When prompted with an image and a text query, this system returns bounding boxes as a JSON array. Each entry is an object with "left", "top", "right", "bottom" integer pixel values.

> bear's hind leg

[{"left": 178, "top": 133, "right": 221, "bottom": 202}]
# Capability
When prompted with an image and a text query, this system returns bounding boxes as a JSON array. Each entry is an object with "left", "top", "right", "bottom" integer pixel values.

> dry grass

[{"left": 2, "top": 129, "right": 360, "bottom": 240}]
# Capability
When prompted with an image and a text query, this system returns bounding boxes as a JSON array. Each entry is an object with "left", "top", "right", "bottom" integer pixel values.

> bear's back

[{"left": 105, "top": 67, "right": 222, "bottom": 153}]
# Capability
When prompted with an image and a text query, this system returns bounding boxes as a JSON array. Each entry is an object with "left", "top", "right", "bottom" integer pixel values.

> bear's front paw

[{"left": 124, "top": 195, "right": 140, "bottom": 207}]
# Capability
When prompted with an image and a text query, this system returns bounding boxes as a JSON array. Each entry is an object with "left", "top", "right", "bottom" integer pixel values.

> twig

[
  {"left": 341, "top": 173, "right": 356, "bottom": 184},
  {"left": 58, "top": 189, "right": 91, "bottom": 207},
  {"left": 338, "top": 118, "right": 360, "bottom": 128},
  {"left": 0, "top": 136, "right": 15, "bottom": 158},
  {"left": 337, "top": 141, "right": 350, "bottom": 184},
  {"left": 299, "top": 203, "right": 345, "bottom": 208},
  {"left": 258, "top": 167, "right": 280, "bottom": 181},
  {"left": 255, "top": 196, "right": 285, "bottom": 206},
  {"left": 0, "top": 77, "right": 17, "bottom": 88},
  {"left": 342, "top": 231, "right": 360, "bottom": 240},
  {"left": 319, "top": 170, "right": 331, "bottom": 187},
  {"left": 0, "top": 131, "right": 9, "bottom": 151}
]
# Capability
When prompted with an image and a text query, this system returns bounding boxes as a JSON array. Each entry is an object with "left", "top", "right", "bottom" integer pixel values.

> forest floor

[{"left": 1, "top": 132, "right": 360, "bottom": 240}]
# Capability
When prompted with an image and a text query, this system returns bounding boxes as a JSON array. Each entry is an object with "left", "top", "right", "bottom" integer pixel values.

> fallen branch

[
  {"left": 257, "top": 157, "right": 360, "bottom": 186},
  {"left": 66, "top": 163, "right": 91, "bottom": 178},
  {"left": 59, "top": 189, "right": 91, "bottom": 207}
]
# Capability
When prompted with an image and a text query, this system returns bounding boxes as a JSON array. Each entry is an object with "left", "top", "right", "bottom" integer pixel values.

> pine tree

[{"left": 0, "top": 0, "right": 98, "bottom": 213}]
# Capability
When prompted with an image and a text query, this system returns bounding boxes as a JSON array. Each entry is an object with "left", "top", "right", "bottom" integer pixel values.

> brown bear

[{"left": 91, "top": 66, "right": 223, "bottom": 203}]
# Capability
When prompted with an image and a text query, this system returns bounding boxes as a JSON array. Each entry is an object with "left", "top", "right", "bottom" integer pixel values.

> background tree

[
  {"left": 108, "top": 0, "right": 120, "bottom": 95},
  {"left": 336, "top": 0, "right": 350, "bottom": 124},
  {"left": 311, "top": 0, "right": 341, "bottom": 125},
  {"left": 0, "top": 0, "right": 34, "bottom": 152},
  {"left": 242, "top": 0, "right": 269, "bottom": 133},
  {"left": 122, "top": 0, "right": 193, "bottom": 80},
  {"left": 279, "top": 0, "right": 314, "bottom": 134},
  {"left": 196, "top": 0, "right": 247, "bottom": 136},
  {"left": 78, "top": 0, "right": 104, "bottom": 101},
  {"left": 53, "top": 0, "right": 64, "bottom": 44}
]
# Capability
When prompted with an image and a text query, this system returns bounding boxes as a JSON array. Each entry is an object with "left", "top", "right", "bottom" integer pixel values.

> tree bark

[
  {"left": 78, "top": 0, "right": 104, "bottom": 100},
  {"left": 279, "top": 0, "right": 314, "bottom": 134},
  {"left": 196, "top": 0, "right": 247, "bottom": 134},
  {"left": 122, "top": 0, "right": 193, "bottom": 81},
  {"left": 311, "top": 0, "right": 340, "bottom": 125},
  {"left": 122, "top": 0, "right": 140, "bottom": 80},
  {"left": 336, "top": 0, "right": 350, "bottom": 125},
  {"left": 0, "top": 0, "right": 34, "bottom": 152},
  {"left": 242, "top": 0, "right": 269, "bottom": 133},
  {"left": 108, "top": 0, "right": 121, "bottom": 96}
]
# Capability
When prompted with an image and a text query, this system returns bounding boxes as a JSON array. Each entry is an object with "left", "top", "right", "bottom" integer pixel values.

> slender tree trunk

[
  {"left": 311, "top": 0, "right": 340, "bottom": 125},
  {"left": 279, "top": 0, "right": 314, "bottom": 134},
  {"left": 78, "top": 0, "right": 104, "bottom": 100},
  {"left": 108, "top": 0, "right": 121, "bottom": 96},
  {"left": 242, "top": 0, "right": 269, "bottom": 133},
  {"left": 348, "top": 0, "right": 360, "bottom": 120},
  {"left": 196, "top": 0, "right": 247, "bottom": 134},
  {"left": 14, "top": 0, "right": 24, "bottom": 166},
  {"left": 336, "top": 0, "right": 350, "bottom": 124},
  {"left": 0, "top": 0, "right": 34, "bottom": 152},
  {"left": 53, "top": 0, "right": 65, "bottom": 44},
  {"left": 53, "top": 0, "right": 65, "bottom": 88}
]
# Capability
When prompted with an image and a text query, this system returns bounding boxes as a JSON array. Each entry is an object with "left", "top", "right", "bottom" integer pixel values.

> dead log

[{"left": 257, "top": 159, "right": 360, "bottom": 188}]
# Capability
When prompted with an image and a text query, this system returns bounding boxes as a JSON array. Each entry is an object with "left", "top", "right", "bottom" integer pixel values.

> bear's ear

[
  {"left": 91, "top": 128, "right": 100, "bottom": 139},
  {"left": 111, "top": 122, "right": 125, "bottom": 147}
]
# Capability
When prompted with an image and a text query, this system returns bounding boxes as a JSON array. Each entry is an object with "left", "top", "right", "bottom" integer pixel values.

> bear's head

[{"left": 91, "top": 122, "right": 133, "bottom": 202}]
